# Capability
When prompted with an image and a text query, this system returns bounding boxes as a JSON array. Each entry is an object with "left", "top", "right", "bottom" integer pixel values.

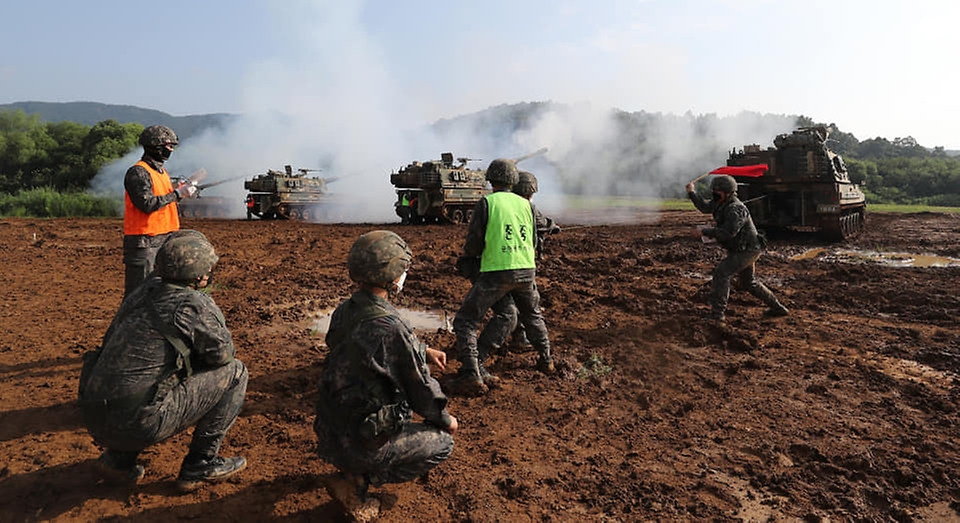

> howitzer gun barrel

[
  {"left": 196, "top": 174, "right": 249, "bottom": 191},
  {"left": 512, "top": 147, "right": 548, "bottom": 164}
]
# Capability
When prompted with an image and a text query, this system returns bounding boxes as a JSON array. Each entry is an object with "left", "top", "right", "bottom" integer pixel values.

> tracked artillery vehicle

[
  {"left": 244, "top": 165, "right": 339, "bottom": 221},
  {"left": 391, "top": 148, "right": 547, "bottom": 224},
  {"left": 725, "top": 126, "right": 866, "bottom": 240}
]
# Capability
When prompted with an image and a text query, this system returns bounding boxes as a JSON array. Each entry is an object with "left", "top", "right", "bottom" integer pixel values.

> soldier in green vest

[{"left": 449, "top": 160, "right": 555, "bottom": 397}]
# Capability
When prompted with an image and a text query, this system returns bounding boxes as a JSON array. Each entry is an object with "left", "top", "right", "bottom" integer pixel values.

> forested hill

[{"left": 0, "top": 101, "right": 234, "bottom": 140}]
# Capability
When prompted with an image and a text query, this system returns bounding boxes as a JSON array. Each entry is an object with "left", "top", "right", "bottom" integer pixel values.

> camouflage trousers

[
  {"left": 84, "top": 359, "right": 248, "bottom": 458},
  {"left": 314, "top": 420, "right": 454, "bottom": 487},
  {"left": 122, "top": 233, "right": 171, "bottom": 297},
  {"left": 453, "top": 270, "right": 551, "bottom": 371},
  {"left": 709, "top": 250, "right": 781, "bottom": 314}
]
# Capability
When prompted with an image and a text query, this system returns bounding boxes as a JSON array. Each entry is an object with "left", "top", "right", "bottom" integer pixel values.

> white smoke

[{"left": 90, "top": 1, "right": 799, "bottom": 225}]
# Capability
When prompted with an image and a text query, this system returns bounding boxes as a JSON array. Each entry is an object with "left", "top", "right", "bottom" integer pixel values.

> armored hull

[
  {"left": 391, "top": 152, "right": 488, "bottom": 224},
  {"left": 244, "top": 166, "right": 338, "bottom": 221},
  {"left": 725, "top": 127, "right": 866, "bottom": 240}
]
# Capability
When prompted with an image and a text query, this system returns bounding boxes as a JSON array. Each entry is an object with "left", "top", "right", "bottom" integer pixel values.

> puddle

[
  {"left": 790, "top": 248, "right": 960, "bottom": 267},
  {"left": 311, "top": 307, "right": 451, "bottom": 335}
]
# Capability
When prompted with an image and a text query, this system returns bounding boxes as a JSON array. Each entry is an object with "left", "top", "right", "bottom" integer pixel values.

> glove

[
  {"left": 550, "top": 224, "right": 561, "bottom": 235},
  {"left": 175, "top": 181, "right": 198, "bottom": 200}
]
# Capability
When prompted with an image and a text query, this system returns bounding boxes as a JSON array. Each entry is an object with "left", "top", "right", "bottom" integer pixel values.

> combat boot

[
  {"left": 175, "top": 454, "right": 247, "bottom": 493},
  {"left": 536, "top": 347, "right": 555, "bottom": 375},
  {"left": 763, "top": 303, "right": 789, "bottom": 318},
  {"left": 509, "top": 330, "right": 534, "bottom": 353},
  {"left": 448, "top": 368, "right": 488, "bottom": 397},
  {"left": 95, "top": 449, "right": 145, "bottom": 486},
  {"left": 478, "top": 363, "right": 501, "bottom": 389},
  {"left": 325, "top": 472, "right": 381, "bottom": 522}
]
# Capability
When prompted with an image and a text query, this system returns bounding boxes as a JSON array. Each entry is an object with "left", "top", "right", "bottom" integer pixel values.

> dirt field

[{"left": 1, "top": 210, "right": 959, "bottom": 522}]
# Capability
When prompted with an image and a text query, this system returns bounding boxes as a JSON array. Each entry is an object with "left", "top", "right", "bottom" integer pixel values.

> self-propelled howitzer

[
  {"left": 391, "top": 148, "right": 547, "bottom": 224},
  {"left": 724, "top": 127, "right": 866, "bottom": 240},
  {"left": 244, "top": 165, "right": 340, "bottom": 221}
]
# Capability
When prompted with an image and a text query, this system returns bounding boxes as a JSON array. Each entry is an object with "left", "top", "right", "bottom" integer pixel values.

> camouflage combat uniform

[
  {"left": 688, "top": 190, "right": 785, "bottom": 317},
  {"left": 453, "top": 190, "right": 553, "bottom": 377},
  {"left": 478, "top": 203, "right": 557, "bottom": 354},
  {"left": 79, "top": 276, "right": 247, "bottom": 462},
  {"left": 314, "top": 290, "right": 454, "bottom": 487},
  {"left": 123, "top": 156, "right": 181, "bottom": 295}
]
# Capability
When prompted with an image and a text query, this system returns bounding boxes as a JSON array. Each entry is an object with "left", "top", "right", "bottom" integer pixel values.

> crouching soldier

[
  {"left": 315, "top": 230, "right": 458, "bottom": 522},
  {"left": 78, "top": 231, "right": 247, "bottom": 491},
  {"left": 686, "top": 175, "right": 789, "bottom": 321}
]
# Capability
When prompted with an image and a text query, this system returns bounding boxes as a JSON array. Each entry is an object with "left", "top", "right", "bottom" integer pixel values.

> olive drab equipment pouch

[{"left": 358, "top": 401, "right": 411, "bottom": 442}]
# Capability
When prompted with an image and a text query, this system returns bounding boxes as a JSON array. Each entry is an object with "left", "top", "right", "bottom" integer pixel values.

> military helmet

[
  {"left": 139, "top": 125, "right": 179, "bottom": 148},
  {"left": 347, "top": 230, "right": 412, "bottom": 286},
  {"left": 710, "top": 175, "right": 738, "bottom": 193},
  {"left": 156, "top": 234, "right": 218, "bottom": 282},
  {"left": 514, "top": 171, "right": 538, "bottom": 198},
  {"left": 485, "top": 158, "right": 519, "bottom": 187}
]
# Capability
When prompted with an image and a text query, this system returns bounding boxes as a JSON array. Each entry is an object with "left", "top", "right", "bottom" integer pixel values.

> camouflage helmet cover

[
  {"left": 347, "top": 230, "right": 412, "bottom": 286},
  {"left": 514, "top": 171, "right": 538, "bottom": 198},
  {"left": 710, "top": 175, "right": 738, "bottom": 193},
  {"left": 156, "top": 234, "right": 218, "bottom": 282},
  {"left": 485, "top": 158, "right": 519, "bottom": 187},
  {"left": 139, "top": 125, "right": 179, "bottom": 148}
]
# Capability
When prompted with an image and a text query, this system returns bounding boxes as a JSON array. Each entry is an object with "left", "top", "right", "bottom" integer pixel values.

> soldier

[
  {"left": 314, "top": 230, "right": 457, "bottom": 522},
  {"left": 686, "top": 175, "right": 789, "bottom": 321},
  {"left": 123, "top": 125, "right": 199, "bottom": 297},
  {"left": 476, "top": 171, "right": 559, "bottom": 356},
  {"left": 449, "top": 160, "right": 555, "bottom": 397},
  {"left": 78, "top": 232, "right": 247, "bottom": 491}
]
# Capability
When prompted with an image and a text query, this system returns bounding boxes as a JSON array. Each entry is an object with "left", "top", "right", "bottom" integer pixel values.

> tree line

[
  {"left": 0, "top": 109, "right": 141, "bottom": 194},
  {"left": 1, "top": 106, "right": 959, "bottom": 213}
]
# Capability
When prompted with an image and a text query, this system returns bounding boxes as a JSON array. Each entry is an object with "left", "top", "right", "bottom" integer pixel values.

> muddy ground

[{"left": 1, "top": 210, "right": 959, "bottom": 522}]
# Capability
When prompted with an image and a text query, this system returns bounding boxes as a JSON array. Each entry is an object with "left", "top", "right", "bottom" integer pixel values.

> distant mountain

[{"left": 0, "top": 101, "right": 236, "bottom": 140}]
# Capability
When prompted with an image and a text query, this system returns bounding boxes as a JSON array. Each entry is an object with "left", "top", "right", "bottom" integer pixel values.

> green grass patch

[
  {"left": 0, "top": 188, "right": 121, "bottom": 218},
  {"left": 577, "top": 353, "right": 613, "bottom": 380},
  {"left": 866, "top": 203, "right": 960, "bottom": 213}
]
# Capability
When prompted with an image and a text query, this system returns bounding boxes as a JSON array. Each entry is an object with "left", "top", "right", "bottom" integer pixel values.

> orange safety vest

[{"left": 124, "top": 161, "right": 180, "bottom": 236}]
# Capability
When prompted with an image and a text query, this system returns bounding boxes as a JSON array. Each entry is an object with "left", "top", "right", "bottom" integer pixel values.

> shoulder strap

[{"left": 147, "top": 291, "right": 193, "bottom": 379}]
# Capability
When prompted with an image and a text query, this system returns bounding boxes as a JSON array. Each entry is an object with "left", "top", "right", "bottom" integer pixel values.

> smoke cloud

[{"left": 92, "top": 2, "right": 798, "bottom": 226}]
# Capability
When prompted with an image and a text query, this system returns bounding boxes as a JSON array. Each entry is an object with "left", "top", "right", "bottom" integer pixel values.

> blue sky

[{"left": 3, "top": 0, "right": 958, "bottom": 148}]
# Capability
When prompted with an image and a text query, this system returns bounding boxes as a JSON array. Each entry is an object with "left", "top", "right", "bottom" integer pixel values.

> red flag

[{"left": 709, "top": 165, "right": 768, "bottom": 177}]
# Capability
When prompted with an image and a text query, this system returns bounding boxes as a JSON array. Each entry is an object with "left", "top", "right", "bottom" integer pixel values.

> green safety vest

[
  {"left": 401, "top": 194, "right": 410, "bottom": 207},
  {"left": 480, "top": 192, "right": 536, "bottom": 272}
]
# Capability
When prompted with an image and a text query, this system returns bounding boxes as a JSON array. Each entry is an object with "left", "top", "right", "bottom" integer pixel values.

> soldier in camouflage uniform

[
  {"left": 450, "top": 160, "right": 555, "bottom": 397},
  {"left": 686, "top": 175, "right": 789, "bottom": 321},
  {"left": 123, "top": 125, "right": 199, "bottom": 297},
  {"left": 476, "top": 171, "right": 560, "bottom": 357},
  {"left": 315, "top": 230, "right": 458, "bottom": 522},
  {"left": 79, "top": 231, "right": 247, "bottom": 491}
]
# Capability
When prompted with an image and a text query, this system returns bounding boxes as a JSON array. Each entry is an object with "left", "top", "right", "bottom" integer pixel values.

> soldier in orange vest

[{"left": 123, "top": 125, "right": 198, "bottom": 297}]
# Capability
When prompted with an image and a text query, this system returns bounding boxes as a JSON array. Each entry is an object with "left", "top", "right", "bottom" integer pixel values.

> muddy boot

[
  {"left": 763, "top": 303, "right": 789, "bottom": 318},
  {"left": 478, "top": 363, "right": 501, "bottom": 389},
  {"left": 708, "top": 309, "right": 725, "bottom": 322},
  {"left": 536, "top": 348, "right": 555, "bottom": 375},
  {"left": 447, "top": 363, "right": 488, "bottom": 397},
  {"left": 325, "top": 472, "right": 381, "bottom": 522},
  {"left": 95, "top": 449, "right": 145, "bottom": 486},
  {"left": 175, "top": 454, "right": 247, "bottom": 493}
]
